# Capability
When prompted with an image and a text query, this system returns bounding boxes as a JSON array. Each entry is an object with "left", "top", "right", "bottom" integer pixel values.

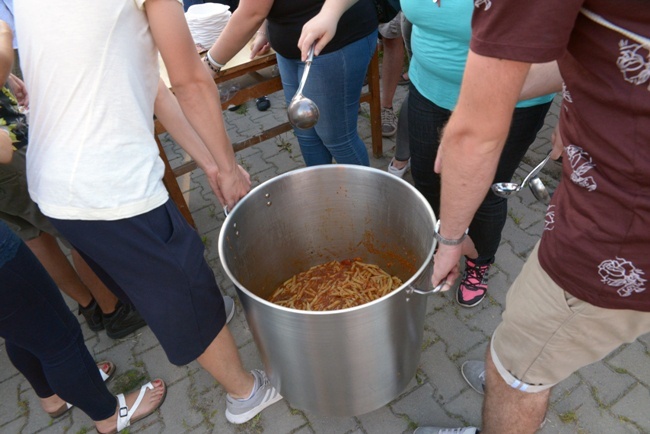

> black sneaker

[
  {"left": 78, "top": 299, "right": 104, "bottom": 332},
  {"left": 255, "top": 96, "right": 271, "bottom": 111},
  {"left": 104, "top": 301, "right": 147, "bottom": 339}
]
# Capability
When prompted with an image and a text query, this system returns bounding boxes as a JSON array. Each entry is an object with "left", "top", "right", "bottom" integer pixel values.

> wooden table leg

[{"left": 367, "top": 48, "right": 383, "bottom": 159}]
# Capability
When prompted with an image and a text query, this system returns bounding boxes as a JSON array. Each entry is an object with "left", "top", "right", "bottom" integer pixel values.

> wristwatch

[{"left": 434, "top": 220, "right": 468, "bottom": 246}]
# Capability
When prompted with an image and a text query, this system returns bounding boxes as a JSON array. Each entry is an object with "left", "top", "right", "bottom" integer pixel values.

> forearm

[
  {"left": 0, "top": 21, "right": 14, "bottom": 84},
  {"left": 173, "top": 79, "right": 237, "bottom": 174},
  {"left": 207, "top": 0, "right": 270, "bottom": 66},
  {"left": 320, "top": 0, "right": 359, "bottom": 18},
  {"left": 154, "top": 79, "right": 218, "bottom": 175},
  {"left": 147, "top": 0, "right": 237, "bottom": 175},
  {"left": 519, "top": 61, "right": 562, "bottom": 101},
  {"left": 437, "top": 52, "right": 530, "bottom": 240}
]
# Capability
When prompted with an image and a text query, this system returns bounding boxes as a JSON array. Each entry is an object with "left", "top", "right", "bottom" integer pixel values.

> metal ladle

[
  {"left": 528, "top": 176, "right": 551, "bottom": 204},
  {"left": 491, "top": 152, "right": 551, "bottom": 198},
  {"left": 287, "top": 43, "right": 320, "bottom": 130}
]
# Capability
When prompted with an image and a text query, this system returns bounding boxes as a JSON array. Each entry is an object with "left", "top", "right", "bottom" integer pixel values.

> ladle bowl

[
  {"left": 529, "top": 176, "right": 551, "bottom": 204},
  {"left": 287, "top": 43, "right": 319, "bottom": 130},
  {"left": 491, "top": 182, "right": 523, "bottom": 198},
  {"left": 288, "top": 99, "right": 320, "bottom": 130},
  {"left": 492, "top": 152, "right": 552, "bottom": 199}
]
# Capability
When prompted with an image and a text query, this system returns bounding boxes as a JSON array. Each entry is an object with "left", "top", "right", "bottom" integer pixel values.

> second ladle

[
  {"left": 492, "top": 152, "right": 552, "bottom": 198},
  {"left": 529, "top": 176, "right": 551, "bottom": 204},
  {"left": 287, "top": 44, "right": 320, "bottom": 130}
]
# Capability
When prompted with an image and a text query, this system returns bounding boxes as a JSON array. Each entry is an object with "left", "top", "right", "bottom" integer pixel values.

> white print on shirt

[
  {"left": 544, "top": 205, "right": 555, "bottom": 231},
  {"left": 474, "top": 0, "right": 492, "bottom": 11},
  {"left": 566, "top": 144, "right": 597, "bottom": 191},
  {"left": 562, "top": 82, "right": 572, "bottom": 111},
  {"left": 617, "top": 40, "right": 650, "bottom": 90},
  {"left": 598, "top": 257, "right": 647, "bottom": 297}
]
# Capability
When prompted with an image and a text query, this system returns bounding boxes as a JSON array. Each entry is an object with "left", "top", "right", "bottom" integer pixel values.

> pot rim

[{"left": 218, "top": 165, "right": 437, "bottom": 315}]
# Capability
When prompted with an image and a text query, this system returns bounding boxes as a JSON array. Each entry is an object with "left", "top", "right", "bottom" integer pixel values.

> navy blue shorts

[{"left": 49, "top": 200, "right": 226, "bottom": 365}]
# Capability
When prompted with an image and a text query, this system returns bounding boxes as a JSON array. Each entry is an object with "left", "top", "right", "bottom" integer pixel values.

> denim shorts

[
  {"left": 491, "top": 242, "right": 650, "bottom": 392},
  {"left": 49, "top": 200, "right": 227, "bottom": 365}
]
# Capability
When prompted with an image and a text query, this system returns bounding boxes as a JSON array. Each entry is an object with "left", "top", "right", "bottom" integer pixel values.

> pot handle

[{"left": 408, "top": 281, "right": 446, "bottom": 296}]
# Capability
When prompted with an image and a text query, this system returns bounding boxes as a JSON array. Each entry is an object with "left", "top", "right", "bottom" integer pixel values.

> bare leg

[
  {"left": 25, "top": 233, "right": 93, "bottom": 307},
  {"left": 380, "top": 36, "right": 405, "bottom": 109},
  {"left": 70, "top": 250, "right": 119, "bottom": 314},
  {"left": 196, "top": 325, "right": 254, "bottom": 398},
  {"left": 482, "top": 347, "right": 549, "bottom": 434}
]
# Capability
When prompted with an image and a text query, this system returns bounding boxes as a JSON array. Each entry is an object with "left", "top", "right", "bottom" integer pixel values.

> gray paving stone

[
  {"left": 357, "top": 405, "right": 410, "bottom": 434},
  {"left": 425, "top": 309, "right": 488, "bottom": 363},
  {"left": 392, "top": 383, "right": 462, "bottom": 429},
  {"left": 419, "top": 341, "right": 468, "bottom": 404},
  {"left": 579, "top": 361, "right": 638, "bottom": 407},
  {"left": 610, "top": 383, "right": 650, "bottom": 433},
  {"left": 606, "top": 341, "right": 650, "bottom": 387}
]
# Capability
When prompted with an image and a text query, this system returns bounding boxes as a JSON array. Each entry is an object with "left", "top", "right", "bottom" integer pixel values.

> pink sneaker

[{"left": 456, "top": 259, "right": 490, "bottom": 307}]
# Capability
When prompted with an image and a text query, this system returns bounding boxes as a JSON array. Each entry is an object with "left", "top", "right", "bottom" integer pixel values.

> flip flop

[
  {"left": 98, "top": 379, "right": 167, "bottom": 434},
  {"left": 48, "top": 361, "right": 116, "bottom": 418}
]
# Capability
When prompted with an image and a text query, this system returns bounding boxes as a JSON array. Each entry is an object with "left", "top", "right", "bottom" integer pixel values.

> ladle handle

[
  {"left": 521, "top": 152, "right": 551, "bottom": 188},
  {"left": 293, "top": 43, "right": 315, "bottom": 99}
]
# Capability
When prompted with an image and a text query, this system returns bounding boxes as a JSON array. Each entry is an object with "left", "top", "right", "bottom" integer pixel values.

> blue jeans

[
  {"left": 0, "top": 226, "right": 115, "bottom": 421},
  {"left": 408, "top": 84, "right": 552, "bottom": 265},
  {"left": 276, "top": 31, "right": 377, "bottom": 166}
]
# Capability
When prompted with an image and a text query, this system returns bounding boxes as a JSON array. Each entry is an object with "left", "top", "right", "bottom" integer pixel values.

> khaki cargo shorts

[
  {"left": 491, "top": 242, "right": 650, "bottom": 393},
  {"left": 378, "top": 11, "right": 403, "bottom": 39}
]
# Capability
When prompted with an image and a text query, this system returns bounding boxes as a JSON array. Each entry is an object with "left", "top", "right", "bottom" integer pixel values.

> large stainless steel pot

[{"left": 218, "top": 165, "right": 437, "bottom": 416}]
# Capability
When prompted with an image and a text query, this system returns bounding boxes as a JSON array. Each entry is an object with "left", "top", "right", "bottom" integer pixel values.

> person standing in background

[
  {"left": 204, "top": 0, "right": 378, "bottom": 166},
  {"left": 0, "top": 19, "right": 165, "bottom": 433},
  {"left": 423, "top": 2, "right": 650, "bottom": 433},
  {"left": 401, "top": 0, "right": 555, "bottom": 308},
  {"left": 14, "top": 0, "right": 280, "bottom": 424}
]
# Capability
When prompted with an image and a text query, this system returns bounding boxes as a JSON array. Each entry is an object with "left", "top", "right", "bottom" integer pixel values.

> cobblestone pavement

[{"left": 2, "top": 84, "right": 649, "bottom": 434}]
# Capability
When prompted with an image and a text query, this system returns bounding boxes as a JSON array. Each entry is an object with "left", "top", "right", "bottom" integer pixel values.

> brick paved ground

[{"left": 2, "top": 83, "right": 649, "bottom": 434}]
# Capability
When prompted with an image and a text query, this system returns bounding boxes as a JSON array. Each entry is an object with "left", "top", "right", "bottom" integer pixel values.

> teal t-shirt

[{"left": 401, "top": 0, "right": 554, "bottom": 110}]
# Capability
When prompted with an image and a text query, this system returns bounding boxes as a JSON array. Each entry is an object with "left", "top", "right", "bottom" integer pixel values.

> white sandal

[{"left": 99, "top": 379, "right": 166, "bottom": 434}]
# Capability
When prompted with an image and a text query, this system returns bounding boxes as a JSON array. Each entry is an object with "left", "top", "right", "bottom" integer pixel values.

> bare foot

[
  {"left": 95, "top": 379, "right": 166, "bottom": 434},
  {"left": 40, "top": 394, "right": 67, "bottom": 415}
]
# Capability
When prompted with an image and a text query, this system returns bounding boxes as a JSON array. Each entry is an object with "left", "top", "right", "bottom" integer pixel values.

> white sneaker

[
  {"left": 225, "top": 369, "right": 282, "bottom": 424},
  {"left": 387, "top": 157, "right": 411, "bottom": 178},
  {"left": 223, "top": 295, "right": 235, "bottom": 324}
]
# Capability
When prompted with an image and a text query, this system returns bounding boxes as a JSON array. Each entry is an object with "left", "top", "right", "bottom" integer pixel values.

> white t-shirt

[{"left": 14, "top": 0, "right": 174, "bottom": 220}]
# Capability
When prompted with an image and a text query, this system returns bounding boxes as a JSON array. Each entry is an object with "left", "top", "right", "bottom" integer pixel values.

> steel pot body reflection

[{"left": 218, "top": 165, "right": 437, "bottom": 416}]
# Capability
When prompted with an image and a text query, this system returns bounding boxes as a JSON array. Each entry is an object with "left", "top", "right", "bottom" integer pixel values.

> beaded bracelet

[
  {"left": 206, "top": 51, "right": 225, "bottom": 69},
  {"left": 203, "top": 55, "right": 220, "bottom": 74}
]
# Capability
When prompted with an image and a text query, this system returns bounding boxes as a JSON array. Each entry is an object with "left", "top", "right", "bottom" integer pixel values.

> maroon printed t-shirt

[{"left": 470, "top": 0, "right": 650, "bottom": 311}]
